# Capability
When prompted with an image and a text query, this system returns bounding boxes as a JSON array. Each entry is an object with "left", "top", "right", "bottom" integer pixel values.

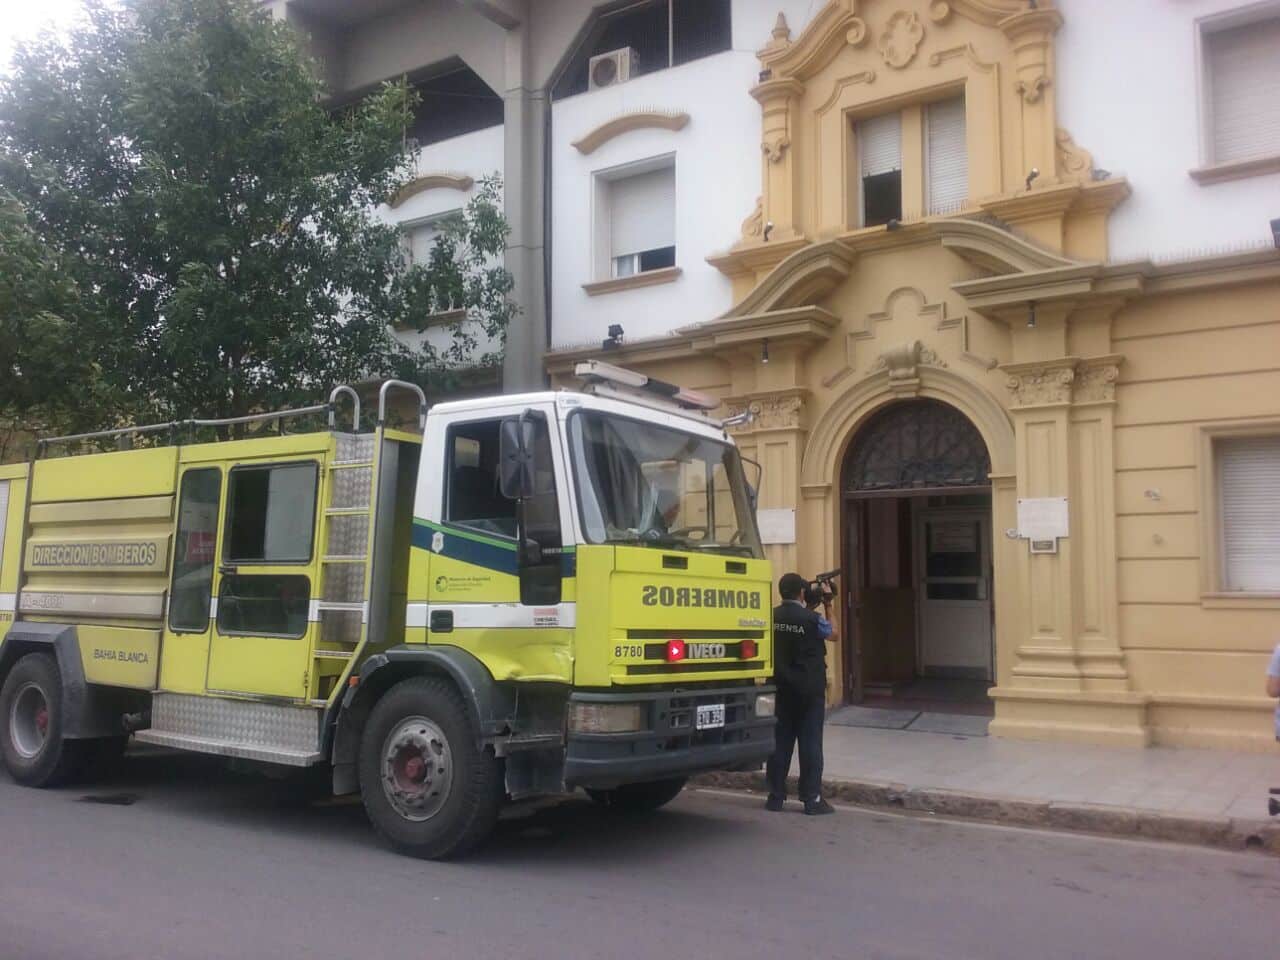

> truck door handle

[
  {"left": 430, "top": 610, "right": 453, "bottom": 633},
  {"left": 218, "top": 564, "right": 238, "bottom": 576}
]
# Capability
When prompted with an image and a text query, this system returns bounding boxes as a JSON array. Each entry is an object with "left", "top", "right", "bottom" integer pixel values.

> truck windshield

[{"left": 567, "top": 411, "right": 763, "bottom": 558}]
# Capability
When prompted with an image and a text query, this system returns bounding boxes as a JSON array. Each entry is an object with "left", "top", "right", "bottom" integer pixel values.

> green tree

[{"left": 0, "top": 0, "right": 512, "bottom": 435}]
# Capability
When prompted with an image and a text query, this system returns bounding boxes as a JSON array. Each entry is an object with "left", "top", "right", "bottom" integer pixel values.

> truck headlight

[
  {"left": 568, "top": 702, "right": 646, "bottom": 734},
  {"left": 754, "top": 693, "right": 776, "bottom": 718}
]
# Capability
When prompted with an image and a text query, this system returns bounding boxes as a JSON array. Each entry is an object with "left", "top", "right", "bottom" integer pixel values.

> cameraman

[{"left": 765, "top": 573, "right": 835, "bottom": 816}]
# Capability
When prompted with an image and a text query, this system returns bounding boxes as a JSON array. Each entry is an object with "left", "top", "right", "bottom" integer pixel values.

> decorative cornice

[
  {"left": 933, "top": 217, "right": 1081, "bottom": 275},
  {"left": 718, "top": 240, "right": 855, "bottom": 319},
  {"left": 757, "top": 0, "right": 863, "bottom": 81},
  {"left": 389, "top": 173, "right": 474, "bottom": 208},
  {"left": 571, "top": 110, "right": 690, "bottom": 155},
  {"left": 684, "top": 305, "right": 840, "bottom": 352}
]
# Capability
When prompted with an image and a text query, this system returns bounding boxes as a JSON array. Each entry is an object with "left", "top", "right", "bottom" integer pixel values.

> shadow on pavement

[{"left": 27, "top": 744, "right": 742, "bottom": 866}]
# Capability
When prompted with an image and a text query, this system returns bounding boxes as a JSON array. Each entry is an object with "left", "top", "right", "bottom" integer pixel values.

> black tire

[
  {"left": 587, "top": 777, "right": 688, "bottom": 813},
  {"left": 0, "top": 652, "right": 89, "bottom": 787},
  {"left": 358, "top": 675, "right": 503, "bottom": 860}
]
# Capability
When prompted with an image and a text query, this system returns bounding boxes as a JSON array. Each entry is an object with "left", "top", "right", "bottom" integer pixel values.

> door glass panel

[
  {"left": 225, "top": 463, "right": 318, "bottom": 563},
  {"left": 217, "top": 574, "right": 310, "bottom": 638},
  {"left": 445, "top": 420, "right": 518, "bottom": 539},
  {"left": 926, "top": 581, "right": 980, "bottom": 601},
  {"left": 925, "top": 521, "right": 981, "bottom": 577},
  {"left": 169, "top": 468, "right": 221, "bottom": 632}
]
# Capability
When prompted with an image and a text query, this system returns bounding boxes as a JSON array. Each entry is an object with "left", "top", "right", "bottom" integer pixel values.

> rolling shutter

[
  {"left": 1205, "top": 17, "right": 1280, "bottom": 163},
  {"left": 857, "top": 112, "right": 902, "bottom": 177},
  {"left": 927, "top": 96, "right": 968, "bottom": 214},
  {"left": 610, "top": 165, "right": 675, "bottom": 257},
  {"left": 1219, "top": 435, "right": 1280, "bottom": 592}
]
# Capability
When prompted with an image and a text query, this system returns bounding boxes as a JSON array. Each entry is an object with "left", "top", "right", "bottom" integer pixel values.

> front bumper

[{"left": 563, "top": 684, "right": 775, "bottom": 790}]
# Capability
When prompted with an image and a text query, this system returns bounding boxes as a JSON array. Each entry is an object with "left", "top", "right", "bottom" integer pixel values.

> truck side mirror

[
  {"left": 742, "top": 457, "right": 762, "bottom": 511},
  {"left": 498, "top": 416, "right": 537, "bottom": 500}
]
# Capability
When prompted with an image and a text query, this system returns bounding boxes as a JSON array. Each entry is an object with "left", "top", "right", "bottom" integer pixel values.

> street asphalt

[{"left": 0, "top": 747, "right": 1276, "bottom": 960}]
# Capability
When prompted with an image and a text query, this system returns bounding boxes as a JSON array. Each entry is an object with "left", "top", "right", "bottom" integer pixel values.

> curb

[{"left": 691, "top": 771, "right": 1280, "bottom": 855}]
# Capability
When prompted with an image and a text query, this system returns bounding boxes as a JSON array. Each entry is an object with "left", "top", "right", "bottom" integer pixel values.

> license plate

[{"left": 696, "top": 703, "right": 725, "bottom": 730}]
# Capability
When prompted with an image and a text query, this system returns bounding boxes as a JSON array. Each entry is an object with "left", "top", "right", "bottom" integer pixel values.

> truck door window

[
  {"left": 169, "top": 468, "right": 221, "bottom": 632},
  {"left": 223, "top": 462, "right": 318, "bottom": 562},
  {"left": 217, "top": 574, "right": 310, "bottom": 638},
  {"left": 216, "top": 462, "right": 317, "bottom": 639},
  {"left": 445, "top": 420, "right": 519, "bottom": 539}
]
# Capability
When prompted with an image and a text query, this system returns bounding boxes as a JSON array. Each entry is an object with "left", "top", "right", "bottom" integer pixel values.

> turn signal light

[
  {"left": 666, "top": 639, "right": 686, "bottom": 663},
  {"left": 741, "top": 639, "right": 757, "bottom": 659}
]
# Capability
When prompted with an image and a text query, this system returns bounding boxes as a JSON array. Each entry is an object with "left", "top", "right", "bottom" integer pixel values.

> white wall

[
  {"left": 1057, "top": 0, "right": 1280, "bottom": 262},
  {"left": 379, "top": 125, "right": 505, "bottom": 356}
]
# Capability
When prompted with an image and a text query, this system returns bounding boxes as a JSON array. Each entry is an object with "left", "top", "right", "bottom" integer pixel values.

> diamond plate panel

[
  {"left": 319, "top": 609, "right": 363, "bottom": 644},
  {"left": 151, "top": 694, "right": 320, "bottom": 753},
  {"left": 326, "top": 513, "right": 369, "bottom": 556},
  {"left": 334, "top": 432, "right": 375, "bottom": 463},
  {"left": 322, "top": 563, "right": 365, "bottom": 604},
  {"left": 330, "top": 466, "right": 372, "bottom": 510}
]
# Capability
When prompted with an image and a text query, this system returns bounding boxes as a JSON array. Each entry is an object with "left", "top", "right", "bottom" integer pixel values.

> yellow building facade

[{"left": 549, "top": 0, "right": 1280, "bottom": 751}]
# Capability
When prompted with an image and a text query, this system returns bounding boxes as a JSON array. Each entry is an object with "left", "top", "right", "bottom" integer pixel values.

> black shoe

[
  {"left": 765, "top": 794, "right": 785, "bottom": 812},
  {"left": 804, "top": 797, "right": 835, "bottom": 816}
]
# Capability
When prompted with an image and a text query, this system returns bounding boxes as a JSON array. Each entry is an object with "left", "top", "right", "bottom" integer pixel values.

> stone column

[
  {"left": 991, "top": 348, "right": 1147, "bottom": 745},
  {"left": 750, "top": 78, "right": 805, "bottom": 245},
  {"left": 999, "top": 8, "right": 1063, "bottom": 191},
  {"left": 499, "top": 6, "right": 548, "bottom": 392}
]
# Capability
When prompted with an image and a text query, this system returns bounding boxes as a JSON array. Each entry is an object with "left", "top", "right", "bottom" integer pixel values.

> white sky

[{"left": 0, "top": 0, "right": 95, "bottom": 73}]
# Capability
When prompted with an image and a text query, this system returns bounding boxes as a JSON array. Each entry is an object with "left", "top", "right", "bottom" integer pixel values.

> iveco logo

[{"left": 686, "top": 642, "right": 727, "bottom": 660}]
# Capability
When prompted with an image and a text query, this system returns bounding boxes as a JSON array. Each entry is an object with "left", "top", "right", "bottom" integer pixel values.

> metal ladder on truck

[{"left": 138, "top": 382, "right": 427, "bottom": 767}]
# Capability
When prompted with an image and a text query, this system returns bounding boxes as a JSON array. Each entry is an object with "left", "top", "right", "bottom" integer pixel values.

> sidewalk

[{"left": 696, "top": 722, "right": 1280, "bottom": 852}]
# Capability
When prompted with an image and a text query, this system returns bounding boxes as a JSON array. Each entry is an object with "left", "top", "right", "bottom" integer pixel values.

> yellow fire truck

[{"left": 0, "top": 365, "right": 775, "bottom": 858}]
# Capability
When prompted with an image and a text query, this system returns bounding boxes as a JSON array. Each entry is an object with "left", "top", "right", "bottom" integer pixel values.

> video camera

[{"left": 803, "top": 568, "right": 841, "bottom": 608}]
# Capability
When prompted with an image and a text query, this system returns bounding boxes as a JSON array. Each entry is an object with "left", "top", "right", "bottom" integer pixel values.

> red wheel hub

[{"left": 34, "top": 705, "right": 48, "bottom": 738}]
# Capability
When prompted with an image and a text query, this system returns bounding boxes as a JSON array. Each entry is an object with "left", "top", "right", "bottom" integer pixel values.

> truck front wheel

[
  {"left": 358, "top": 675, "right": 503, "bottom": 860},
  {"left": 587, "top": 777, "right": 688, "bottom": 813},
  {"left": 0, "top": 652, "right": 89, "bottom": 787}
]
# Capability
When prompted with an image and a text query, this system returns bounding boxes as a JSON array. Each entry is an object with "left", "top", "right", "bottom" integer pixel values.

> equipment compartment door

[{"left": 205, "top": 460, "right": 319, "bottom": 699}]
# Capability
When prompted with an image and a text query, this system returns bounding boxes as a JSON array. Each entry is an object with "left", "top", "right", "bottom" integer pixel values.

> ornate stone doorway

[{"left": 840, "top": 398, "right": 994, "bottom": 709}]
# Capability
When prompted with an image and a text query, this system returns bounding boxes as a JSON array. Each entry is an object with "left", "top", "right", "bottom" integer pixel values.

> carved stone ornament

[
  {"left": 1005, "top": 364, "right": 1076, "bottom": 407},
  {"left": 741, "top": 196, "right": 764, "bottom": 240},
  {"left": 871, "top": 340, "right": 948, "bottom": 396},
  {"left": 1074, "top": 359, "right": 1121, "bottom": 404},
  {"left": 846, "top": 17, "right": 868, "bottom": 47},
  {"left": 878, "top": 11, "right": 925, "bottom": 69},
  {"left": 1056, "top": 127, "right": 1094, "bottom": 181},
  {"left": 928, "top": 1, "right": 952, "bottom": 23},
  {"left": 1015, "top": 74, "right": 1049, "bottom": 104},
  {"left": 725, "top": 393, "right": 805, "bottom": 432},
  {"left": 762, "top": 135, "right": 791, "bottom": 163}
]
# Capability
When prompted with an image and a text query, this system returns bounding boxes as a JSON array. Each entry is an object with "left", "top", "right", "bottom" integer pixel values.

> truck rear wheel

[
  {"left": 358, "top": 675, "right": 503, "bottom": 860},
  {"left": 587, "top": 777, "right": 687, "bottom": 813},
  {"left": 0, "top": 652, "right": 89, "bottom": 787}
]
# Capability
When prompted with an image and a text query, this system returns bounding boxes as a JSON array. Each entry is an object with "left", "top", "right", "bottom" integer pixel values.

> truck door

[
  {"left": 205, "top": 459, "right": 319, "bottom": 699},
  {"left": 159, "top": 466, "right": 223, "bottom": 693}
]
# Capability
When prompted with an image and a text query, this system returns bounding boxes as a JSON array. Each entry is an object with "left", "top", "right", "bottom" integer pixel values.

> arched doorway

[{"left": 840, "top": 398, "right": 994, "bottom": 714}]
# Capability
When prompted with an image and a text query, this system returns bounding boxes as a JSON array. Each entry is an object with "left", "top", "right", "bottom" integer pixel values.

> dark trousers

[{"left": 765, "top": 684, "right": 826, "bottom": 801}]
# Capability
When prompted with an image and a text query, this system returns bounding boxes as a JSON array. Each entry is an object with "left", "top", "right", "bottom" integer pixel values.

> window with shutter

[
  {"left": 1218, "top": 435, "right": 1280, "bottom": 592},
  {"left": 926, "top": 96, "right": 968, "bottom": 214},
  {"left": 857, "top": 112, "right": 902, "bottom": 227},
  {"left": 608, "top": 164, "right": 676, "bottom": 278},
  {"left": 1204, "top": 16, "right": 1280, "bottom": 164}
]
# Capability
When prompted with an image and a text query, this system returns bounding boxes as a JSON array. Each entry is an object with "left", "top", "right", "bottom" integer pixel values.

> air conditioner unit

[{"left": 588, "top": 48, "right": 637, "bottom": 90}]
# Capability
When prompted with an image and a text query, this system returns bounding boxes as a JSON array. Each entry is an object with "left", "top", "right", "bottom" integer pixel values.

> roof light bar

[{"left": 574, "top": 360, "right": 719, "bottom": 412}]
